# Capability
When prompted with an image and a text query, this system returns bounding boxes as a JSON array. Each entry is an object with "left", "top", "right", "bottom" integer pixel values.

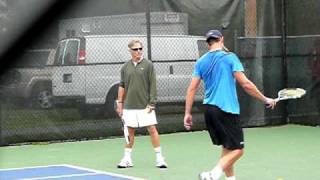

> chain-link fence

[{"left": 0, "top": 0, "right": 319, "bottom": 145}]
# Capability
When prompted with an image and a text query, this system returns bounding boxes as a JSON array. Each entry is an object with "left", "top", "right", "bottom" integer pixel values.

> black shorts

[{"left": 204, "top": 105, "right": 244, "bottom": 150}]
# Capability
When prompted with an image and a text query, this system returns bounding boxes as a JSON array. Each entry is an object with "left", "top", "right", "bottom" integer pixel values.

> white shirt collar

[{"left": 132, "top": 57, "right": 143, "bottom": 66}]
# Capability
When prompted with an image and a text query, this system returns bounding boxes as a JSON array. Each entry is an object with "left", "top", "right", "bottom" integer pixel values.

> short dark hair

[{"left": 206, "top": 37, "right": 221, "bottom": 46}]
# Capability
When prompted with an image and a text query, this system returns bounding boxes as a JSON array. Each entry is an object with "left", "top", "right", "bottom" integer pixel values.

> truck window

[
  {"left": 54, "top": 41, "right": 67, "bottom": 65},
  {"left": 64, "top": 40, "right": 79, "bottom": 65}
]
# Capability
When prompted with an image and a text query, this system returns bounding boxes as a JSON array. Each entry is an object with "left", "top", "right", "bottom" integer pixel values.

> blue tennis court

[{"left": 0, "top": 164, "right": 144, "bottom": 180}]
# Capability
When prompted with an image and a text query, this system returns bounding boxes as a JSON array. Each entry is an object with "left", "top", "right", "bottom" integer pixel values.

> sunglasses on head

[{"left": 131, "top": 47, "right": 143, "bottom": 51}]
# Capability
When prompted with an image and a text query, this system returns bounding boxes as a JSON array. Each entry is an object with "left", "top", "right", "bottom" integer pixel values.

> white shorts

[{"left": 122, "top": 109, "right": 157, "bottom": 128}]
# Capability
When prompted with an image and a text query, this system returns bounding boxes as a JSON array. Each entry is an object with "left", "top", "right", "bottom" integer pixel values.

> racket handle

[
  {"left": 123, "top": 125, "right": 130, "bottom": 144},
  {"left": 121, "top": 118, "right": 130, "bottom": 144},
  {"left": 265, "top": 98, "right": 278, "bottom": 107}
]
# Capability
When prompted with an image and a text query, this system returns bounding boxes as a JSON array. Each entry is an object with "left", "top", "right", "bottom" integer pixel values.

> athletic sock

[
  {"left": 210, "top": 164, "right": 223, "bottom": 180},
  {"left": 124, "top": 148, "right": 132, "bottom": 159},
  {"left": 154, "top": 146, "right": 163, "bottom": 160},
  {"left": 226, "top": 176, "right": 236, "bottom": 180}
]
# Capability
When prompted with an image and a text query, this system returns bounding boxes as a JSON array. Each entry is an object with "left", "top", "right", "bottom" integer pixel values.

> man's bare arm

[
  {"left": 234, "top": 71, "right": 276, "bottom": 108},
  {"left": 185, "top": 77, "right": 201, "bottom": 115}
]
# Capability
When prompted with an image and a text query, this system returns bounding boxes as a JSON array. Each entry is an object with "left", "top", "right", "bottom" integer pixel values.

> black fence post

[
  {"left": 281, "top": 0, "right": 289, "bottom": 123},
  {"left": 0, "top": 89, "right": 2, "bottom": 146},
  {"left": 146, "top": 0, "right": 152, "bottom": 61}
]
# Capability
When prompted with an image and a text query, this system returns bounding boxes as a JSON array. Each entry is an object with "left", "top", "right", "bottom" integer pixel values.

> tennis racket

[
  {"left": 223, "top": 45, "right": 229, "bottom": 52},
  {"left": 115, "top": 100, "right": 130, "bottom": 144},
  {"left": 121, "top": 118, "right": 130, "bottom": 144},
  {"left": 275, "top": 88, "right": 306, "bottom": 102}
]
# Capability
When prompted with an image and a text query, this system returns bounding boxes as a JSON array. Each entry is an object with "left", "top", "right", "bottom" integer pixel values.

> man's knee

[
  {"left": 147, "top": 125, "right": 158, "bottom": 135},
  {"left": 234, "top": 149, "right": 244, "bottom": 158}
]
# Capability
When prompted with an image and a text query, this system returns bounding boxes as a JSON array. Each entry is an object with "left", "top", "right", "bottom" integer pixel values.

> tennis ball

[{"left": 277, "top": 178, "right": 283, "bottom": 180}]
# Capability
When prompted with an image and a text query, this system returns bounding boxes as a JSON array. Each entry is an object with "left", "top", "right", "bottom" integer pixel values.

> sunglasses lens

[{"left": 132, "top": 48, "right": 143, "bottom": 51}]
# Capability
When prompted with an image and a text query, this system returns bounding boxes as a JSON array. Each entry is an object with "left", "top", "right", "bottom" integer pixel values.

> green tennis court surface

[{"left": 0, "top": 125, "right": 319, "bottom": 180}]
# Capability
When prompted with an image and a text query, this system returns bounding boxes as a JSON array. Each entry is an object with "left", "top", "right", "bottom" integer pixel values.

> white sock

[
  {"left": 124, "top": 148, "right": 132, "bottom": 159},
  {"left": 154, "top": 146, "right": 163, "bottom": 159},
  {"left": 210, "top": 164, "right": 223, "bottom": 180},
  {"left": 226, "top": 176, "right": 236, "bottom": 180}
]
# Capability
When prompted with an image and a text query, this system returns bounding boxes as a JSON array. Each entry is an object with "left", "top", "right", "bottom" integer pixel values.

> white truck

[
  {"left": 52, "top": 34, "right": 206, "bottom": 117},
  {"left": 2, "top": 49, "right": 56, "bottom": 109}
]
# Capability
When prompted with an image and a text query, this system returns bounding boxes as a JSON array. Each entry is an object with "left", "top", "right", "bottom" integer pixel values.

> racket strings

[{"left": 279, "top": 88, "right": 306, "bottom": 99}]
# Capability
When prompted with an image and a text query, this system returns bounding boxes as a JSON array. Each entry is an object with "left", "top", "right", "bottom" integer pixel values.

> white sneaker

[
  {"left": 117, "top": 157, "right": 133, "bottom": 168},
  {"left": 199, "top": 171, "right": 215, "bottom": 180},
  {"left": 156, "top": 157, "right": 168, "bottom": 168}
]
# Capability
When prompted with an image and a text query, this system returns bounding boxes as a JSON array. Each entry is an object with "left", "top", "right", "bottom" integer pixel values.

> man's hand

[
  {"left": 116, "top": 101, "right": 124, "bottom": 117},
  {"left": 265, "top": 97, "right": 277, "bottom": 109},
  {"left": 145, "top": 105, "right": 155, "bottom": 113},
  {"left": 184, "top": 113, "right": 193, "bottom": 130}
]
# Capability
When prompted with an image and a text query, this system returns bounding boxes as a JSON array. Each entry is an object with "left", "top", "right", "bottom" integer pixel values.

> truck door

[
  {"left": 52, "top": 39, "right": 86, "bottom": 97},
  {"left": 168, "top": 61, "right": 194, "bottom": 102},
  {"left": 168, "top": 39, "right": 206, "bottom": 102},
  {"left": 153, "top": 62, "right": 170, "bottom": 102}
]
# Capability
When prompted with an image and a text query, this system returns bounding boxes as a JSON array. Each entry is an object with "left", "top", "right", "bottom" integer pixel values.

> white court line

[
  {"left": 20, "top": 172, "right": 97, "bottom": 180},
  {"left": 0, "top": 164, "right": 70, "bottom": 171},
  {"left": 63, "top": 164, "right": 146, "bottom": 180}
]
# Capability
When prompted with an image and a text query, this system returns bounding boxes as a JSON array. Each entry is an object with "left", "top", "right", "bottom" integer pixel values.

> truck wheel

[
  {"left": 104, "top": 85, "right": 119, "bottom": 118},
  {"left": 31, "top": 85, "right": 53, "bottom": 109},
  {"left": 78, "top": 105, "right": 101, "bottom": 119}
]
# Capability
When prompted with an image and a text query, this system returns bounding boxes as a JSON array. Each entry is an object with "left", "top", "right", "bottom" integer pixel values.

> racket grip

[
  {"left": 265, "top": 98, "right": 278, "bottom": 107},
  {"left": 123, "top": 125, "right": 130, "bottom": 144},
  {"left": 121, "top": 118, "right": 130, "bottom": 144}
]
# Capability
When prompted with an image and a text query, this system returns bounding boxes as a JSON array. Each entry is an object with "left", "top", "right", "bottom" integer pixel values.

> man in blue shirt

[{"left": 184, "top": 30, "right": 276, "bottom": 180}]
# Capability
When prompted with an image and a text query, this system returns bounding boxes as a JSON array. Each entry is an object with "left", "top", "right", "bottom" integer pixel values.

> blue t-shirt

[{"left": 193, "top": 50, "right": 244, "bottom": 114}]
